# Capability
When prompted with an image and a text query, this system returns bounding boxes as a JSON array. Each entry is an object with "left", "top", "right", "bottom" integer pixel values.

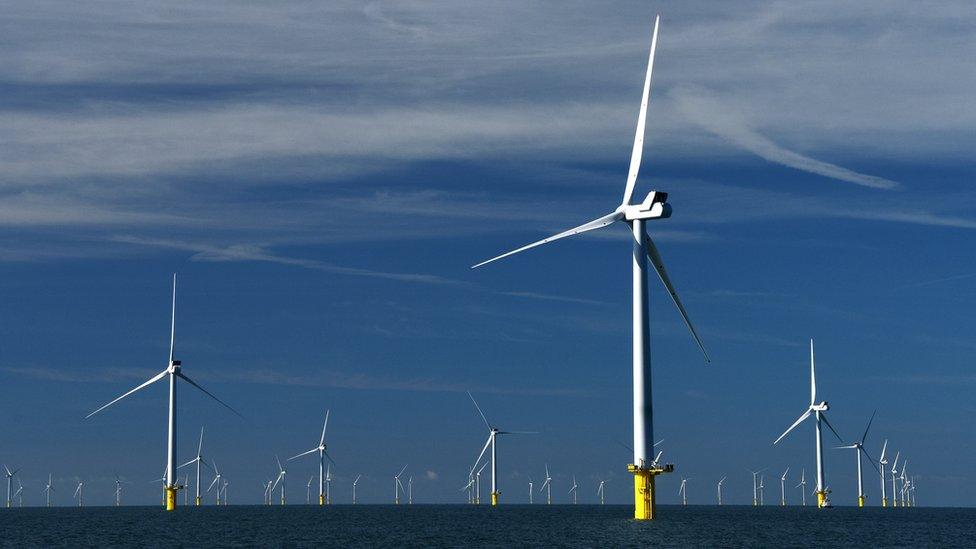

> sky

[{"left": 0, "top": 0, "right": 973, "bottom": 506}]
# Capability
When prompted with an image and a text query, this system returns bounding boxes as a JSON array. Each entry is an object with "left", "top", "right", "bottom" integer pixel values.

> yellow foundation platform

[
  {"left": 628, "top": 463, "right": 672, "bottom": 520},
  {"left": 165, "top": 487, "right": 177, "bottom": 511}
]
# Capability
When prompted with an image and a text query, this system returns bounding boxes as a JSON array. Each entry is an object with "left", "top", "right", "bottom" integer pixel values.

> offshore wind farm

[{"left": 0, "top": 1, "right": 974, "bottom": 547}]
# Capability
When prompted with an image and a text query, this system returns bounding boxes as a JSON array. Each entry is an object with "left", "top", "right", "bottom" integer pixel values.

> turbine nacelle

[
  {"left": 619, "top": 191, "right": 671, "bottom": 221},
  {"left": 811, "top": 401, "right": 828, "bottom": 412},
  {"left": 168, "top": 360, "right": 182, "bottom": 374}
]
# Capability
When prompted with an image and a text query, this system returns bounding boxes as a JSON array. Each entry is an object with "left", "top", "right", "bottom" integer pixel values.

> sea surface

[{"left": 3, "top": 504, "right": 973, "bottom": 548}]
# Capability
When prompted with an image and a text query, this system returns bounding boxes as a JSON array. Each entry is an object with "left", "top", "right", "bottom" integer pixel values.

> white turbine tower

[
  {"left": 475, "top": 462, "right": 488, "bottom": 505},
  {"left": 750, "top": 470, "right": 763, "bottom": 506},
  {"left": 773, "top": 339, "right": 843, "bottom": 508},
  {"left": 306, "top": 476, "right": 313, "bottom": 505},
  {"left": 878, "top": 440, "right": 889, "bottom": 507},
  {"left": 470, "top": 15, "right": 709, "bottom": 521},
  {"left": 4, "top": 465, "right": 18, "bottom": 508},
  {"left": 183, "top": 474, "right": 190, "bottom": 506},
  {"left": 221, "top": 478, "right": 229, "bottom": 505},
  {"left": 779, "top": 467, "right": 789, "bottom": 506},
  {"left": 263, "top": 479, "right": 273, "bottom": 506},
  {"left": 890, "top": 451, "right": 900, "bottom": 508},
  {"left": 677, "top": 478, "right": 688, "bottom": 506},
  {"left": 177, "top": 426, "right": 210, "bottom": 506},
  {"left": 272, "top": 455, "right": 287, "bottom": 505},
  {"left": 717, "top": 476, "right": 726, "bottom": 506},
  {"left": 394, "top": 465, "right": 407, "bottom": 505},
  {"left": 73, "top": 482, "right": 83, "bottom": 507},
  {"left": 759, "top": 475, "right": 764, "bottom": 506},
  {"left": 44, "top": 474, "right": 54, "bottom": 507},
  {"left": 461, "top": 476, "right": 474, "bottom": 504},
  {"left": 288, "top": 410, "right": 333, "bottom": 506},
  {"left": 114, "top": 475, "right": 126, "bottom": 507},
  {"left": 353, "top": 474, "right": 362, "bottom": 505},
  {"left": 467, "top": 392, "right": 535, "bottom": 506},
  {"left": 900, "top": 459, "right": 909, "bottom": 507},
  {"left": 540, "top": 464, "right": 552, "bottom": 505},
  {"left": 796, "top": 469, "right": 807, "bottom": 506},
  {"left": 597, "top": 479, "right": 609, "bottom": 505},
  {"left": 834, "top": 411, "right": 880, "bottom": 508},
  {"left": 569, "top": 476, "right": 579, "bottom": 505},
  {"left": 85, "top": 274, "right": 242, "bottom": 511},
  {"left": 327, "top": 465, "right": 333, "bottom": 505},
  {"left": 408, "top": 476, "right": 413, "bottom": 505},
  {"left": 207, "top": 461, "right": 223, "bottom": 506}
]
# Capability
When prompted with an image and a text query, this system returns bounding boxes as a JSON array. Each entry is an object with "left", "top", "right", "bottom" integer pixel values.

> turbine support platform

[
  {"left": 629, "top": 463, "right": 673, "bottom": 520},
  {"left": 165, "top": 486, "right": 178, "bottom": 511},
  {"left": 491, "top": 491, "right": 499, "bottom": 506},
  {"left": 195, "top": 496, "right": 201, "bottom": 506},
  {"left": 320, "top": 494, "right": 325, "bottom": 505},
  {"left": 858, "top": 495, "right": 865, "bottom": 507}
]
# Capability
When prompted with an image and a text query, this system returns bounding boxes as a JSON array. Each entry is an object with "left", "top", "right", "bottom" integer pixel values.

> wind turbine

[
  {"left": 528, "top": 476, "right": 534, "bottom": 504},
  {"left": 796, "top": 469, "right": 807, "bottom": 506},
  {"left": 114, "top": 475, "right": 127, "bottom": 507},
  {"left": 394, "top": 465, "right": 407, "bottom": 505},
  {"left": 717, "top": 476, "right": 726, "bottom": 505},
  {"left": 466, "top": 392, "right": 535, "bottom": 506},
  {"left": 207, "top": 461, "right": 223, "bottom": 505},
  {"left": 73, "top": 481, "right": 83, "bottom": 507},
  {"left": 44, "top": 474, "right": 54, "bottom": 507},
  {"left": 4, "top": 465, "right": 18, "bottom": 508},
  {"left": 878, "top": 440, "right": 889, "bottom": 507},
  {"left": 470, "top": 14, "right": 709, "bottom": 521},
  {"left": 263, "top": 479, "right": 273, "bottom": 506},
  {"left": 461, "top": 476, "right": 474, "bottom": 504},
  {"left": 540, "top": 464, "right": 552, "bottom": 505},
  {"left": 287, "top": 410, "right": 333, "bottom": 506},
  {"left": 750, "top": 470, "right": 763, "bottom": 506},
  {"left": 773, "top": 339, "right": 843, "bottom": 508},
  {"left": 353, "top": 474, "right": 361, "bottom": 505},
  {"left": 758, "top": 475, "right": 764, "bottom": 506},
  {"left": 677, "top": 478, "right": 688, "bottom": 506},
  {"left": 177, "top": 426, "right": 210, "bottom": 506},
  {"left": 899, "top": 459, "right": 909, "bottom": 507},
  {"left": 182, "top": 474, "right": 189, "bottom": 506},
  {"left": 14, "top": 479, "right": 23, "bottom": 507},
  {"left": 597, "top": 479, "right": 609, "bottom": 505},
  {"left": 834, "top": 411, "right": 880, "bottom": 507},
  {"left": 306, "top": 476, "right": 313, "bottom": 505},
  {"left": 890, "top": 451, "right": 900, "bottom": 507},
  {"left": 271, "top": 455, "right": 287, "bottom": 505},
  {"left": 326, "top": 465, "right": 333, "bottom": 505},
  {"left": 408, "top": 476, "right": 413, "bottom": 505},
  {"left": 569, "top": 475, "right": 579, "bottom": 505},
  {"left": 85, "top": 274, "right": 242, "bottom": 511},
  {"left": 779, "top": 467, "right": 789, "bottom": 506},
  {"left": 221, "top": 479, "right": 229, "bottom": 505}
]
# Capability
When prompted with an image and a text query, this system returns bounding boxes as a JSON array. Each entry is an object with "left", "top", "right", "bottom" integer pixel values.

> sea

[{"left": 3, "top": 504, "right": 973, "bottom": 547}]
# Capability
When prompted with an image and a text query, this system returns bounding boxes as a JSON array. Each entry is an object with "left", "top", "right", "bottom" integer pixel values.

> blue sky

[{"left": 0, "top": 1, "right": 973, "bottom": 506}]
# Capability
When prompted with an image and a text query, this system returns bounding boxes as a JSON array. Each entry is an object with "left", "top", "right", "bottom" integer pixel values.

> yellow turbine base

[
  {"left": 816, "top": 491, "right": 826, "bottom": 508},
  {"left": 491, "top": 492, "right": 499, "bottom": 506},
  {"left": 629, "top": 463, "right": 670, "bottom": 521},
  {"left": 165, "top": 487, "right": 177, "bottom": 511},
  {"left": 753, "top": 499, "right": 757, "bottom": 506},
  {"left": 858, "top": 496, "right": 865, "bottom": 507},
  {"left": 882, "top": 498, "right": 887, "bottom": 508},
  {"left": 319, "top": 494, "right": 325, "bottom": 505}
]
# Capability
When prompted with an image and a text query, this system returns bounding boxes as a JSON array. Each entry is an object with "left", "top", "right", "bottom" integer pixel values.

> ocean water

[{"left": 3, "top": 504, "right": 973, "bottom": 547}]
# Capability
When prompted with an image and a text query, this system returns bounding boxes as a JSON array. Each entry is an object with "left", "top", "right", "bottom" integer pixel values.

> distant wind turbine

[
  {"left": 834, "top": 411, "right": 880, "bottom": 507},
  {"left": 597, "top": 479, "right": 609, "bottom": 505},
  {"left": 177, "top": 426, "right": 210, "bottom": 506},
  {"left": 796, "top": 469, "right": 807, "bottom": 506},
  {"left": 759, "top": 475, "right": 765, "bottom": 506},
  {"left": 44, "top": 474, "right": 54, "bottom": 507},
  {"left": 408, "top": 476, "right": 413, "bottom": 505},
  {"left": 287, "top": 410, "right": 333, "bottom": 506},
  {"left": 779, "top": 467, "right": 790, "bottom": 506},
  {"left": 85, "top": 274, "right": 242, "bottom": 511},
  {"left": 471, "top": 14, "right": 710, "bottom": 521},
  {"left": 678, "top": 478, "right": 688, "bottom": 506},
  {"left": 717, "top": 476, "right": 726, "bottom": 506},
  {"left": 890, "top": 451, "right": 900, "bottom": 507},
  {"left": 13, "top": 479, "right": 23, "bottom": 507},
  {"left": 569, "top": 476, "right": 579, "bottom": 505},
  {"left": 540, "top": 464, "right": 552, "bottom": 505},
  {"left": 878, "top": 440, "right": 889, "bottom": 507},
  {"left": 467, "top": 392, "right": 535, "bottom": 506},
  {"left": 73, "top": 481, "right": 83, "bottom": 507},
  {"left": 306, "top": 476, "right": 313, "bottom": 505},
  {"left": 750, "top": 470, "right": 763, "bottom": 506},
  {"left": 774, "top": 339, "right": 843, "bottom": 508},
  {"left": 271, "top": 455, "right": 287, "bottom": 505},
  {"left": 4, "top": 465, "right": 18, "bottom": 508},
  {"left": 207, "top": 461, "right": 223, "bottom": 506},
  {"left": 394, "top": 465, "right": 407, "bottom": 505},
  {"left": 353, "top": 474, "right": 361, "bottom": 505}
]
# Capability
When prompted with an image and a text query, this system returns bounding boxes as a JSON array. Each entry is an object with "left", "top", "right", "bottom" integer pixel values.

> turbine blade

[
  {"left": 86, "top": 369, "right": 168, "bottom": 418},
  {"left": 498, "top": 431, "right": 538, "bottom": 435},
  {"left": 861, "top": 447, "right": 882, "bottom": 475},
  {"left": 208, "top": 476, "right": 220, "bottom": 492},
  {"left": 621, "top": 15, "right": 661, "bottom": 206},
  {"left": 809, "top": 339, "right": 816, "bottom": 405},
  {"left": 276, "top": 455, "right": 284, "bottom": 472},
  {"left": 287, "top": 448, "right": 319, "bottom": 461},
  {"left": 467, "top": 391, "right": 491, "bottom": 431},
  {"left": 397, "top": 464, "right": 408, "bottom": 478},
  {"left": 470, "top": 436, "right": 493, "bottom": 477},
  {"left": 320, "top": 409, "right": 330, "bottom": 446},
  {"left": 271, "top": 473, "right": 283, "bottom": 492},
  {"left": 176, "top": 373, "right": 244, "bottom": 419},
  {"left": 177, "top": 458, "right": 197, "bottom": 469},
  {"left": 861, "top": 410, "right": 876, "bottom": 445},
  {"left": 834, "top": 445, "right": 858, "bottom": 449},
  {"left": 879, "top": 439, "right": 888, "bottom": 463},
  {"left": 169, "top": 273, "right": 177, "bottom": 364},
  {"left": 198, "top": 426, "right": 204, "bottom": 456},
  {"left": 323, "top": 450, "right": 336, "bottom": 466},
  {"left": 471, "top": 211, "right": 622, "bottom": 269},
  {"left": 820, "top": 413, "right": 844, "bottom": 443},
  {"left": 645, "top": 233, "right": 709, "bottom": 362},
  {"left": 774, "top": 409, "right": 812, "bottom": 445}
]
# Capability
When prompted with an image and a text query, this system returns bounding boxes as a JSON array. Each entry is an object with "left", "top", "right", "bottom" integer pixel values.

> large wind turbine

[
  {"left": 85, "top": 274, "right": 242, "bottom": 511},
  {"left": 717, "top": 476, "right": 726, "bottom": 505},
  {"left": 779, "top": 467, "right": 789, "bottom": 506},
  {"left": 470, "top": 15, "right": 709, "bottom": 521},
  {"left": 750, "top": 470, "right": 763, "bottom": 506},
  {"left": 288, "top": 410, "right": 333, "bottom": 506},
  {"left": 878, "top": 440, "right": 889, "bottom": 507},
  {"left": 597, "top": 479, "right": 609, "bottom": 505},
  {"left": 467, "top": 392, "right": 534, "bottom": 506},
  {"left": 568, "top": 476, "right": 579, "bottom": 505},
  {"left": 834, "top": 411, "right": 880, "bottom": 507},
  {"left": 4, "top": 465, "right": 18, "bottom": 508},
  {"left": 773, "top": 339, "right": 843, "bottom": 508},
  {"left": 890, "top": 451, "right": 900, "bottom": 507},
  {"left": 177, "top": 426, "right": 210, "bottom": 506},
  {"left": 73, "top": 482, "right": 83, "bottom": 507},
  {"left": 540, "top": 464, "right": 552, "bottom": 505}
]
